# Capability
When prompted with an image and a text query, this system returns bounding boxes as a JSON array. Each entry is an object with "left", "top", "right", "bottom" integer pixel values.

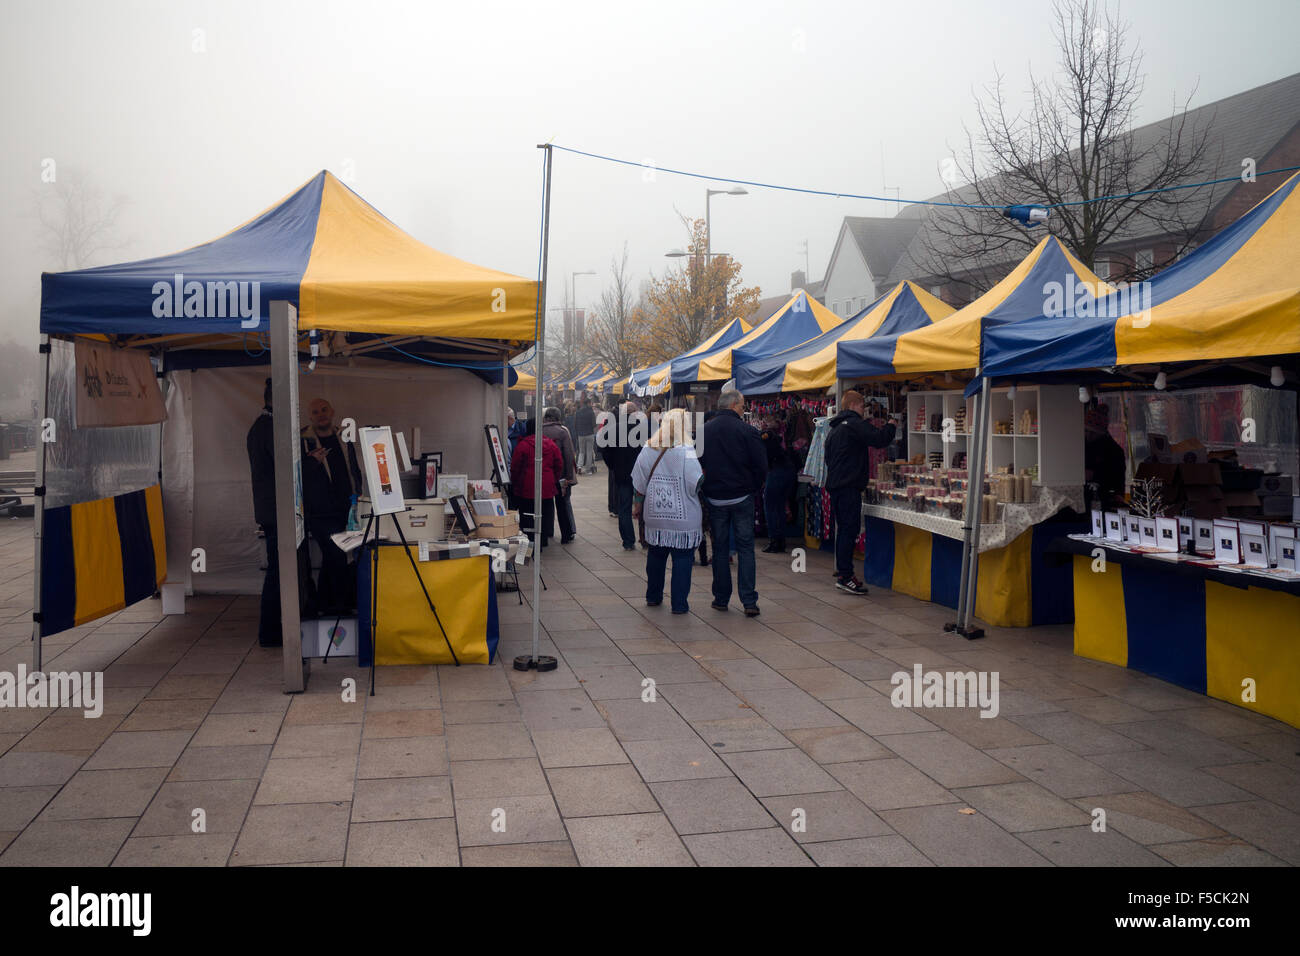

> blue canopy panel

[
  {"left": 41, "top": 174, "right": 326, "bottom": 335},
  {"left": 980, "top": 174, "right": 1300, "bottom": 381},
  {"left": 670, "top": 291, "right": 833, "bottom": 384}
]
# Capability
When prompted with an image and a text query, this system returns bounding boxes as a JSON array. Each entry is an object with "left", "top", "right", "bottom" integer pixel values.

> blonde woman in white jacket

[{"left": 632, "top": 408, "right": 703, "bottom": 614}]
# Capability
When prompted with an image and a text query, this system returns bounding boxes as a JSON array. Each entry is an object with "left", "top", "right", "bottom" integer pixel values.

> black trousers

[
  {"left": 519, "top": 497, "right": 557, "bottom": 547},
  {"left": 557, "top": 486, "right": 576, "bottom": 540},
  {"left": 259, "top": 527, "right": 315, "bottom": 645},
  {"left": 308, "top": 514, "right": 353, "bottom": 613}
]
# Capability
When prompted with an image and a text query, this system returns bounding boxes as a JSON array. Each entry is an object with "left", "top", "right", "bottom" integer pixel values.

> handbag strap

[{"left": 646, "top": 447, "right": 669, "bottom": 486}]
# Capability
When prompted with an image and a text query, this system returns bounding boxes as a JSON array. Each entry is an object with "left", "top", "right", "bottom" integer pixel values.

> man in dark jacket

[
  {"left": 700, "top": 389, "right": 767, "bottom": 615},
  {"left": 601, "top": 401, "right": 643, "bottom": 550},
  {"left": 246, "top": 378, "right": 314, "bottom": 647},
  {"left": 301, "top": 397, "right": 362, "bottom": 614},
  {"left": 574, "top": 397, "right": 597, "bottom": 474},
  {"left": 825, "top": 390, "right": 897, "bottom": 594},
  {"left": 760, "top": 411, "right": 796, "bottom": 554}
]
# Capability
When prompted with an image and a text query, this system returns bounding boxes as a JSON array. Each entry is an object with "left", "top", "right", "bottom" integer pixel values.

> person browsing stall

[
  {"left": 700, "top": 388, "right": 767, "bottom": 616},
  {"left": 824, "top": 390, "right": 896, "bottom": 595}
]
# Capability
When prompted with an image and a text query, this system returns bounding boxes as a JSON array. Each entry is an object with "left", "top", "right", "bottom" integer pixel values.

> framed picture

[
  {"left": 485, "top": 423, "right": 510, "bottom": 486},
  {"left": 1090, "top": 509, "right": 1104, "bottom": 538},
  {"left": 437, "top": 473, "right": 468, "bottom": 502},
  {"left": 358, "top": 425, "right": 406, "bottom": 517},
  {"left": 1276, "top": 529, "right": 1298, "bottom": 571},
  {"left": 419, "top": 455, "right": 439, "bottom": 499},
  {"left": 1242, "top": 533, "right": 1269, "bottom": 569},
  {"left": 1213, "top": 519, "right": 1240, "bottom": 564},
  {"left": 1177, "top": 517, "right": 1194, "bottom": 550},
  {"left": 449, "top": 494, "right": 477, "bottom": 534},
  {"left": 1155, "top": 516, "right": 1179, "bottom": 553},
  {"left": 1104, "top": 512, "right": 1124, "bottom": 543}
]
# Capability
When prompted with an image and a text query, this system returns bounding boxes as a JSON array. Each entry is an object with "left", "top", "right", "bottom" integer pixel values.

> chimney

[{"left": 791, "top": 270, "right": 807, "bottom": 291}]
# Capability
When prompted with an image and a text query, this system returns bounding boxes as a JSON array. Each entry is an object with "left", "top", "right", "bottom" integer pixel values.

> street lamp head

[{"left": 664, "top": 248, "right": 688, "bottom": 258}]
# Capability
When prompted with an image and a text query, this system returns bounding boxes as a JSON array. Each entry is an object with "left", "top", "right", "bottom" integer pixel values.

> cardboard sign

[
  {"left": 1155, "top": 517, "right": 1179, "bottom": 553},
  {"left": 1104, "top": 512, "right": 1124, "bottom": 543},
  {"left": 73, "top": 339, "right": 166, "bottom": 428},
  {"left": 1242, "top": 533, "right": 1269, "bottom": 569},
  {"left": 358, "top": 426, "right": 406, "bottom": 516},
  {"left": 1213, "top": 519, "right": 1240, "bottom": 564}
]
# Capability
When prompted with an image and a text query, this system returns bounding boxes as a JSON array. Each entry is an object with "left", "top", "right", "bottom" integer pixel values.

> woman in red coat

[{"left": 510, "top": 417, "right": 564, "bottom": 548}]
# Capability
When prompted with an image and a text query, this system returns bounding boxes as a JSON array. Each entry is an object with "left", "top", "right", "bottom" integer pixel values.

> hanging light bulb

[
  {"left": 1007, "top": 386, "right": 1017, "bottom": 401},
  {"left": 1078, "top": 386, "right": 1091, "bottom": 403},
  {"left": 1271, "top": 366, "right": 1285, "bottom": 387},
  {"left": 1154, "top": 371, "right": 1167, "bottom": 390}
]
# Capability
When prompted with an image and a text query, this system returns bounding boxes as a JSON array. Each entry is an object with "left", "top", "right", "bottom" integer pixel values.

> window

[
  {"left": 1095, "top": 260, "right": 1112, "bottom": 279},
  {"left": 931, "top": 286, "right": 941, "bottom": 298},
  {"left": 1136, "top": 248, "right": 1154, "bottom": 271}
]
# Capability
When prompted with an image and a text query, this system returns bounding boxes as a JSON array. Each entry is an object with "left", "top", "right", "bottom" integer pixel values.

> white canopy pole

[
  {"left": 31, "top": 334, "right": 51, "bottom": 671},
  {"left": 270, "top": 300, "right": 307, "bottom": 691}
]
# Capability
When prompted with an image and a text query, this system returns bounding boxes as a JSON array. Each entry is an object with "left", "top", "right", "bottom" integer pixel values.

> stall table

[{"left": 1051, "top": 537, "right": 1300, "bottom": 729}]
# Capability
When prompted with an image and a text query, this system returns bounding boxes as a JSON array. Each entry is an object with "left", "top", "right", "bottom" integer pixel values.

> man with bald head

[{"left": 301, "top": 397, "right": 363, "bottom": 614}]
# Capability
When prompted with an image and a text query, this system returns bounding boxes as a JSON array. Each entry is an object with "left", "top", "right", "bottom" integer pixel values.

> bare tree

[
  {"left": 585, "top": 243, "right": 643, "bottom": 378},
  {"left": 34, "top": 168, "right": 127, "bottom": 270},
  {"left": 910, "top": 0, "right": 1217, "bottom": 299}
]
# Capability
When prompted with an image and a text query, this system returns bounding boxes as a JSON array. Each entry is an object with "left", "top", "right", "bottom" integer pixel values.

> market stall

[
  {"left": 37, "top": 170, "right": 539, "bottom": 689},
  {"left": 833, "top": 237, "right": 1107, "bottom": 627},
  {"left": 627, "top": 316, "right": 750, "bottom": 397},
  {"left": 978, "top": 172, "right": 1300, "bottom": 725}
]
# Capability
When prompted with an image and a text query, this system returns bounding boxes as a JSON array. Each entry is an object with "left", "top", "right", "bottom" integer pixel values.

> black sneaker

[
  {"left": 743, "top": 605, "right": 760, "bottom": 617},
  {"left": 711, "top": 601, "right": 729, "bottom": 611},
  {"left": 835, "top": 577, "right": 870, "bottom": 595}
]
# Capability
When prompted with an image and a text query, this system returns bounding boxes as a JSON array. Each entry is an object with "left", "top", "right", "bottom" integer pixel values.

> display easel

[
  {"left": 484, "top": 421, "right": 546, "bottom": 600},
  {"left": 322, "top": 507, "right": 461, "bottom": 693}
]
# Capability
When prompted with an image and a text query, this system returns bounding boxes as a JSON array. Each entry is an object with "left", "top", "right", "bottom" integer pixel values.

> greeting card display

[
  {"left": 1177, "top": 517, "right": 1194, "bottom": 550},
  {"left": 359, "top": 426, "right": 406, "bottom": 516},
  {"left": 1268, "top": 524, "right": 1297, "bottom": 567},
  {"left": 1137, "top": 517, "right": 1157, "bottom": 547},
  {"left": 1193, "top": 519, "right": 1215, "bottom": 555},
  {"left": 1275, "top": 529, "right": 1298, "bottom": 571},
  {"left": 1212, "top": 519, "right": 1240, "bottom": 564},
  {"left": 1126, "top": 514, "right": 1142, "bottom": 543},
  {"left": 1104, "top": 512, "right": 1124, "bottom": 543},
  {"left": 1242, "top": 533, "right": 1269, "bottom": 569},
  {"left": 1090, "top": 509, "right": 1104, "bottom": 538},
  {"left": 1154, "top": 517, "right": 1179, "bottom": 553}
]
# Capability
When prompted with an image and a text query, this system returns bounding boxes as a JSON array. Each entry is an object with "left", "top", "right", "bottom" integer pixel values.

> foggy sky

[{"left": 3, "top": 0, "right": 1298, "bottom": 349}]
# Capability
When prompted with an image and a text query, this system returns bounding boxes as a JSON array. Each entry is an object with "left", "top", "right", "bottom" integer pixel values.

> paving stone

[
  {"left": 779, "top": 667, "right": 874, "bottom": 700},
  {"left": 880, "top": 804, "right": 1050, "bottom": 866},
  {"left": 345, "top": 818, "right": 460, "bottom": 866},
  {"left": 707, "top": 659, "right": 795, "bottom": 692},
  {"left": 1058, "top": 695, "right": 1160, "bottom": 725},
  {"left": 657, "top": 682, "right": 750, "bottom": 722},
  {"left": 167, "top": 745, "right": 271, "bottom": 782},
  {"left": 0, "top": 786, "right": 58, "bottom": 830},
  {"left": 558, "top": 646, "right": 632, "bottom": 667},
  {"left": 283, "top": 693, "right": 365, "bottom": 725},
  {"left": 828, "top": 758, "right": 957, "bottom": 812},
  {"left": 15, "top": 714, "right": 124, "bottom": 753},
  {"left": 254, "top": 756, "right": 357, "bottom": 805},
  {"left": 761, "top": 790, "right": 892, "bottom": 844},
  {"left": 433, "top": 666, "right": 517, "bottom": 703},
  {"left": 720, "top": 748, "right": 841, "bottom": 796},
  {"left": 805, "top": 835, "right": 934, "bottom": 867},
  {"left": 1148, "top": 837, "right": 1288, "bottom": 866},
  {"left": 683, "top": 827, "right": 813, "bottom": 866},
  {"left": 649, "top": 777, "right": 775, "bottom": 834},
  {"left": 230, "top": 802, "right": 351, "bottom": 866},
  {"left": 547, "top": 764, "right": 658, "bottom": 816},
  {"left": 362, "top": 709, "right": 443, "bottom": 739},
  {"left": 190, "top": 712, "right": 282, "bottom": 748},
  {"left": 445, "top": 722, "right": 536, "bottom": 760},
  {"left": 1007, "top": 711, "right": 1148, "bottom": 756},
  {"left": 0, "top": 817, "right": 136, "bottom": 867},
  {"left": 1189, "top": 800, "right": 1300, "bottom": 865},
  {"left": 986, "top": 744, "right": 1137, "bottom": 799},
  {"left": 441, "top": 699, "right": 523, "bottom": 724},
  {"left": 627, "top": 653, "right": 711, "bottom": 684},
  {"left": 79, "top": 730, "right": 191, "bottom": 771},
  {"left": 784, "top": 726, "right": 890, "bottom": 764},
  {"left": 1230, "top": 732, "right": 1300, "bottom": 771},
  {"left": 1204, "top": 761, "right": 1300, "bottom": 814},
  {"left": 1018, "top": 826, "right": 1169, "bottom": 865},
  {"left": 357, "top": 736, "right": 448, "bottom": 779},
  {"left": 596, "top": 698, "right": 696, "bottom": 741},
  {"left": 146, "top": 674, "right": 230, "bottom": 700},
  {"left": 1169, "top": 704, "right": 1281, "bottom": 738},
  {"left": 351, "top": 776, "right": 454, "bottom": 822},
  {"left": 461, "top": 841, "right": 578, "bottom": 866},
  {"left": 455, "top": 795, "right": 566, "bottom": 846},
  {"left": 880, "top": 731, "right": 1024, "bottom": 788},
  {"left": 690, "top": 716, "right": 794, "bottom": 753},
  {"left": 530, "top": 727, "right": 628, "bottom": 769},
  {"left": 1088, "top": 750, "right": 1255, "bottom": 807},
  {"left": 827, "top": 692, "right": 938, "bottom": 735},
  {"left": 113, "top": 832, "right": 237, "bottom": 866},
  {"left": 622, "top": 738, "right": 732, "bottom": 782},
  {"left": 134, "top": 778, "right": 258, "bottom": 835},
  {"left": 913, "top": 706, "right": 1047, "bottom": 750},
  {"left": 2, "top": 752, "right": 94, "bottom": 790},
  {"left": 515, "top": 690, "right": 607, "bottom": 731},
  {"left": 1108, "top": 719, "right": 1258, "bottom": 767},
  {"left": 673, "top": 640, "right": 753, "bottom": 662},
  {"left": 451, "top": 757, "right": 550, "bottom": 799},
  {"left": 566, "top": 812, "right": 695, "bottom": 866},
  {"left": 572, "top": 664, "right": 647, "bottom": 700},
  {"left": 271, "top": 722, "right": 363, "bottom": 758},
  {"left": 952, "top": 782, "right": 1091, "bottom": 832},
  {"left": 1068, "top": 791, "right": 1227, "bottom": 845},
  {"left": 735, "top": 687, "right": 847, "bottom": 730},
  {"left": 117, "top": 698, "right": 214, "bottom": 732},
  {"left": 39, "top": 767, "right": 168, "bottom": 821}
]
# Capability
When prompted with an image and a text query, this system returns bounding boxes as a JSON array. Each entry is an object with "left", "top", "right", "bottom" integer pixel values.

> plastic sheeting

[
  {"left": 43, "top": 338, "right": 161, "bottom": 509},
  {"left": 167, "top": 360, "right": 505, "bottom": 595}
]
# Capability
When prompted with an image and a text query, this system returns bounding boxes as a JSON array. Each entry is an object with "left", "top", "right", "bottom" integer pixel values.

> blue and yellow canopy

[
  {"left": 735, "top": 282, "right": 954, "bottom": 394},
  {"left": 41, "top": 171, "right": 539, "bottom": 341},
  {"left": 629, "top": 317, "right": 750, "bottom": 396},
  {"left": 982, "top": 172, "right": 1300, "bottom": 378},
  {"left": 665, "top": 291, "right": 842, "bottom": 387},
  {"left": 837, "top": 236, "right": 1109, "bottom": 379}
]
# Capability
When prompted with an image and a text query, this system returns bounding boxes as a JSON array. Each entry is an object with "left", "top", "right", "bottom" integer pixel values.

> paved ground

[{"left": 0, "top": 471, "right": 1298, "bottom": 866}]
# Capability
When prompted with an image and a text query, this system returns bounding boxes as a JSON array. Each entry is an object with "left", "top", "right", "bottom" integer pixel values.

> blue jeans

[
  {"left": 709, "top": 496, "right": 757, "bottom": 608},
  {"left": 615, "top": 481, "right": 636, "bottom": 548},
  {"left": 646, "top": 545, "right": 694, "bottom": 612},
  {"left": 764, "top": 464, "right": 796, "bottom": 538}
]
